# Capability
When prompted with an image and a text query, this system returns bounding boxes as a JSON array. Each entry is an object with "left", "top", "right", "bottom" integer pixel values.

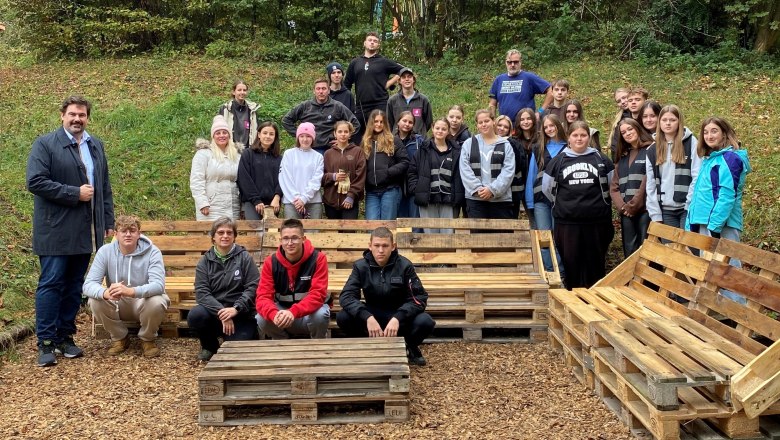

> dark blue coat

[{"left": 26, "top": 127, "right": 114, "bottom": 255}]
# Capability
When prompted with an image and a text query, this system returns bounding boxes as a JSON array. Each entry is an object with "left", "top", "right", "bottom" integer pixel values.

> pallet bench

[
  {"left": 548, "top": 221, "right": 780, "bottom": 440},
  {"left": 197, "top": 338, "right": 410, "bottom": 425},
  {"left": 94, "top": 216, "right": 560, "bottom": 342}
]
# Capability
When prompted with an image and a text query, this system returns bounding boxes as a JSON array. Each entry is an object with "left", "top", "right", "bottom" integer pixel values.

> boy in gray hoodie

[{"left": 83, "top": 215, "right": 168, "bottom": 357}]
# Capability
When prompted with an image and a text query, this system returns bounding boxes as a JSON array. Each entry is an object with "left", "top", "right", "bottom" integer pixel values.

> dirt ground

[{"left": 0, "top": 314, "right": 632, "bottom": 440}]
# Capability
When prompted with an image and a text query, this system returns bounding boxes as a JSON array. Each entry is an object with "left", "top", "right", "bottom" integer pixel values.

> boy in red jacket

[{"left": 255, "top": 219, "right": 330, "bottom": 338}]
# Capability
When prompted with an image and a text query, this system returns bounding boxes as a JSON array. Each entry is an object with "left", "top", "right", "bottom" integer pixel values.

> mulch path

[{"left": 0, "top": 314, "right": 631, "bottom": 440}]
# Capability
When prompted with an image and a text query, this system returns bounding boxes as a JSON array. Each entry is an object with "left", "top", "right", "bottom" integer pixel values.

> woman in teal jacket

[{"left": 686, "top": 116, "right": 750, "bottom": 303}]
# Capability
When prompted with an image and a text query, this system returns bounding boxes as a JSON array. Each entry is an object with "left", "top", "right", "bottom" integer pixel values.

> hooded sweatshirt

[
  {"left": 83, "top": 235, "right": 166, "bottom": 299},
  {"left": 256, "top": 239, "right": 329, "bottom": 322},
  {"left": 686, "top": 146, "right": 751, "bottom": 233},
  {"left": 645, "top": 128, "right": 701, "bottom": 221},
  {"left": 541, "top": 146, "right": 615, "bottom": 223},
  {"left": 459, "top": 134, "right": 515, "bottom": 202}
]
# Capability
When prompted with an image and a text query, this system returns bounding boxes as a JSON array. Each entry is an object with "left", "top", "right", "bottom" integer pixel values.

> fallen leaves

[{"left": 0, "top": 315, "right": 633, "bottom": 439}]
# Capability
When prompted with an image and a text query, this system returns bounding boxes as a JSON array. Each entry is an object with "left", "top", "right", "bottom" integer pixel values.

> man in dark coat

[
  {"left": 26, "top": 95, "right": 115, "bottom": 367},
  {"left": 337, "top": 227, "right": 435, "bottom": 366}
]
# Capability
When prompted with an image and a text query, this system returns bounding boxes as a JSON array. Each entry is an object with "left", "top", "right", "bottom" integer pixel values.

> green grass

[{"left": 0, "top": 53, "right": 778, "bottom": 329}]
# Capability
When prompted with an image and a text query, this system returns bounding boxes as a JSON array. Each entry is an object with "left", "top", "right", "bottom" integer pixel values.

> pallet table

[{"left": 197, "top": 338, "right": 411, "bottom": 425}]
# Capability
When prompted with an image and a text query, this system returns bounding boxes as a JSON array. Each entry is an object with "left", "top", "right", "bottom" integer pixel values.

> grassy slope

[{"left": 0, "top": 55, "right": 778, "bottom": 327}]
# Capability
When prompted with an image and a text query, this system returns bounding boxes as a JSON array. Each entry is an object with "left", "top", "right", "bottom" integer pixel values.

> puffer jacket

[
  {"left": 190, "top": 138, "right": 244, "bottom": 221},
  {"left": 686, "top": 146, "right": 751, "bottom": 233},
  {"left": 365, "top": 137, "right": 409, "bottom": 191}
]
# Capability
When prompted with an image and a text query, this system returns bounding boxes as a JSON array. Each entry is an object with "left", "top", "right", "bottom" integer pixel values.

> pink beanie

[
  {"left": 296, "top": 122, "right": 316, "bottom": 141},
  {"left": 211, "top": 115, "right": 230, "bottom": 138}
]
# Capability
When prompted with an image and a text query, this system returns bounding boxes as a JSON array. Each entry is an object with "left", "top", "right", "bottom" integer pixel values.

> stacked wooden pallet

[
  {"left": 548, "top": 222, "right": 780, "bottom": 440},
  {"left": 197, "top": 338, "right": 410, "bottom": 425}
]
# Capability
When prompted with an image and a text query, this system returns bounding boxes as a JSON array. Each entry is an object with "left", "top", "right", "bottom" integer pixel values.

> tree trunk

[{"left": 753, "top": 1, "right": 780, "bottom": 53}]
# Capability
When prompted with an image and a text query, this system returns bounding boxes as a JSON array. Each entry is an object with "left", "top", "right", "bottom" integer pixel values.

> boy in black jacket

[{"left": 337, "top": 227, "right": 435, "bottom": 365}]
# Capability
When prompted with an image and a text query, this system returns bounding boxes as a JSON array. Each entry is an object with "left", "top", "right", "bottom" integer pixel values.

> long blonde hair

[
  {"left": 607, "top": 87, "right": 630, "bottom": 153},
  {"left": 362, "top": 109, "right": 396, "bottom": 156},
  {"left": 210, "top": 135, "right": 240, "bottom": 163},
  {"left": 654, "top": 104, "right": 686, "bottom": 165}
]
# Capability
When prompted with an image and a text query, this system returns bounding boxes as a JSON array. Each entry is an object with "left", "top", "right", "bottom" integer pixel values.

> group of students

[{"left": 189, "top": 73, "right": 751, "bottom": 294}]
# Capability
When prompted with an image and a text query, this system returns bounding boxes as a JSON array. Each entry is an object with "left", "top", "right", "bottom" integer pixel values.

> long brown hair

[
  {"left": 362, "top": 109, "right": 395, "bottom": 156},
  {"left": 654, "top": 104, "right": 686, "bottom": 165},
  {"left": 250, "top": 120, "right": 280, "bottom": 157},
  {"left": 536, "top": 114, "right": 565, "bottom": 169},
  {"left": 615, "top": 118, "right": 653, "bottom": 159},
  {"left": 698, "top": 117, "right": 741, "bottom": 158}
]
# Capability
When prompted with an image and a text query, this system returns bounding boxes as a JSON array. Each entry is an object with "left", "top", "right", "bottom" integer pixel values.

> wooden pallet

[
  {"left": 198, "top": 338, "right": 410, "bottom": 425},
  {"left": 548, "top": 312, "right": 595, "bottom": 389}
]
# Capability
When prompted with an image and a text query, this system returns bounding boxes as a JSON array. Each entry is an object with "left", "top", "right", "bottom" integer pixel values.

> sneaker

[
  {"left": 197, "top": 349, "right": 214, "bottom": 362},
  {"left": 37, "top": 340, "right": 57, "bottom": 367},
  {"left": 141, "top": 340, "right": 160, "bottom": 358},
  {"left": 107, "top": 337, "right": 130, "bottom": 356},
  {"left": 54, "top": 337, "right": 84, "bottom": 359},
  {"left": 406, "top": 345, "right": 427, "bottom": 366}
]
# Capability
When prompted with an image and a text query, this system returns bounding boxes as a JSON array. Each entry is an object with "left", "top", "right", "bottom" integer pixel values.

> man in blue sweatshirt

[{"left": 83, "top": 215, "right": 168, "bottom": 358}]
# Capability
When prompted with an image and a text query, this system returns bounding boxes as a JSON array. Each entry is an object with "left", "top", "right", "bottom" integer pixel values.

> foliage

[{"left": 3, "top": 0, "right": 780, "bottom": 63}]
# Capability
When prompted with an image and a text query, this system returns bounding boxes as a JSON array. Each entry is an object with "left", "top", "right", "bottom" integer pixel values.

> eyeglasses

[
  {"left": 215, "top": 230, "right": 234, "bottom": 236},
  {"left": 281, "top": 237, "right": 302, "bottom": 245},
  {"left": 505, "top": 60, "right": 520, "bottom": 65}
]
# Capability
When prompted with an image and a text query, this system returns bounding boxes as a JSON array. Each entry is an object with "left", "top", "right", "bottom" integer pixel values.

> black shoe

[
  {"left": 197, "top": 349, "right": 214, "bottom": 362},
  {"left": 54, "top": 337, "right": 84, "bottom": 358},
  {"left": 37, "top": 340, "right": 57, "bottom": 367},
  {"left": 406, "top": 345, "right": 427, "bottom": 366}
]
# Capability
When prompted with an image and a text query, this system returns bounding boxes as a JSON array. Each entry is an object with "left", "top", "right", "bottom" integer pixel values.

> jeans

[
  {"left": 35, "top": 254, "right": 91, "bottom": 344},
  {"left": 398, "top": 195, "right": 419, "bottom": 219},
  {"left": 532, "top": 200, "right": 564, "bottom": 276},
  {"left": 620, "top": 211, "right": 651, "bottom": 257},
  {"left": 256, "top": 303, "right": 330, "bottom": 339},
  {"left": 187, "top": 305, "right": 257, "bottom": 353},
  {"left": 365, "top": 187, "right": 401, "bottom": 220},
  {"left": 661, "top": 207, "right": 687, "bottom": 229}
]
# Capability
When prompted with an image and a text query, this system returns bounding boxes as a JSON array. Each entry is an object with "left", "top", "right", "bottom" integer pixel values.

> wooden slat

[
  {"left": 396, "top": 218, "right": 529, "bottom": 230},
  {"left": 646, "top": 221, "right": 720, "bottom": 252},
  {"left": 714, "top": 238, "right": 780, "bottom": 274},
  {"left": 638, "top": 241, "right": 710, "bottom": 281},
  {"left": 395, "top": 232, "right": 531, "bottom": 249},
  {"left": 732, "top": 338, "right": 780, "bottom": 418},
  {"left": 705, "top": 260, "right": 780, "bottom": 312}
]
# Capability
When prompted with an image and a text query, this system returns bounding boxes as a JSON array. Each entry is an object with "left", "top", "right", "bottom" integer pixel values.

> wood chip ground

[{"left": 0, "top": 314, "right": 632, "bottom": 439}]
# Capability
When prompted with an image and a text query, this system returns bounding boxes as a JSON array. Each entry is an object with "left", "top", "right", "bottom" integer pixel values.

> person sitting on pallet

[
  {"left": 82, "top": 215, "right": 169, "bottom": 358},
  {"left": 336, "top": 227, "right": 435, "bottom": 366},
  {"left": 255, "top": 218, "right": 330, "bottom": 339},
  {"left": 188, "top": 216, "right": 259, "bottom": 362}
]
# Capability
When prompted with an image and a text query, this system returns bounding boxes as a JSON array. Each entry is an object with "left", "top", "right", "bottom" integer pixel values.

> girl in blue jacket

[{"left": 686, "top": 116, "right": 751, "bottom": 303}]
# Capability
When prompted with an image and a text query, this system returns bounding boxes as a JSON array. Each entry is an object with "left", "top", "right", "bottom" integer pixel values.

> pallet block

[{"left": 198, "top": 338, "right": 410, "bottom": 425}]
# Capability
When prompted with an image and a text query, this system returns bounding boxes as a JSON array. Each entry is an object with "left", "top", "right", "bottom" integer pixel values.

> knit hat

[
  {"left": 211, "top": 115, "right": 230, "bottom": 138},
  {"left": 326, "top": 62, "right": 344, "bottom": 76},
  {"left": 296, "top": 122, "right": 316, "bottom": 141}
]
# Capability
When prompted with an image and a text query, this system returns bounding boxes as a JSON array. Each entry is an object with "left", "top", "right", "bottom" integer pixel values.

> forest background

[{"left": 0, "top": 0, "right": 778, "bottom": 335}]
